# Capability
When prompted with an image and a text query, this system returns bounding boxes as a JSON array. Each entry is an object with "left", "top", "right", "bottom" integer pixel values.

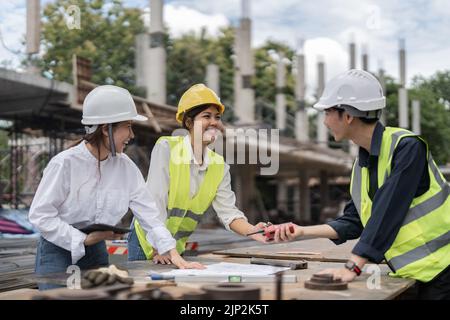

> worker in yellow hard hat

[{"left": 128, "top": 84, "right": 270, "bottom": 262}]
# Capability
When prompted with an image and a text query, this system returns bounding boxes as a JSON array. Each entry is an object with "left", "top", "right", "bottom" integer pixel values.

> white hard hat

[
  {"left": 313, "top": 69, "right": 385, "bottom": 112},
  {"left": 81, "top": 85, "right": 148, "bottom": 125}
]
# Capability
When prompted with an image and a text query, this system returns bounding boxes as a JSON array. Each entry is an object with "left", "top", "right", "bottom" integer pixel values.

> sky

[{"left": 1, "top": 0, "right": 450, "bottom": 98}]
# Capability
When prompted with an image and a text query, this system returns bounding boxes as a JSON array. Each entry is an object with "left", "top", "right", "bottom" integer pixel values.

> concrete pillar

[
  {"left": 26, "top": 0, "right": 40, "bottom": 54},
  {"left": 147, "top": 0, "right": 166, "bottom": 104},
  {"left": 398, "top": 39, "right": 408, "bottom": 129},
  {"left": 135, "top": 33, "right": 149, "bottom": 89},
  {"left": 349, "top": 35, "right": 356, "bottom": 69},
  {"left": 317, "top": 57, "right": 327, "bottom": 147},
  {"left": 276, "top": 54, "right": 286, "bottom": 130},
  {"left": 295, "top": 41, "right": 309, "bottom": 142},
  {"left": 299, "top": 170, "right": 311, "bottom": 223},
  {"left": 412, "top": 100, "right": 421, "bottom": 135},
  {"left": 399, "top": 39, "right": 406, "bottom": 87},
  {"left": 206, "top": 63, "right": 220, "bottom": 96},
  {"left": 398, "top": 88, "right": 409, "bottom": 128},
  {"left": 277, "top": 179, "right": 288, "bottom": 214},
  {"left": 234, "top": 0, "right": 255, "bottom": 124},
  {"left": 362, "top": 44, "right": 369, "bottom": 71},
  {"left": 238, "top": 18, "right": 255, "bottom": 124}
]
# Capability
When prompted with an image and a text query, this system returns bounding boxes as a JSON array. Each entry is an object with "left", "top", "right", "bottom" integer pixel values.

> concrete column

[
  {"left": 398, "top": 39, "right": 408, "bottom": 129},
  {"left": 317, "top": 57, "right": 327, "bottom": 147},
  {"left": 412, "top": 100, "right": 421, "bottom": 135},
  {"left": 349, "top": 35, "right": 356, "bottom": 69},
  {"left": 276, "top": 54, "right": 286, "bottom": 130},
  {"left": 399, "top": 39, "right": 406, "bottom": 87},
  {"left": 147, "top": 0, "right": 166, "bottom": 104},
  {"left": 236, "top": 16, "right": 255, "bottom": 124},
  {"left": 362, "top": 44, "right": 369, "bottom": 71},
  {"left": 206, "top": 63, "right": 220, "bottom": 96},
  {"left": 398, "top": 88, "right": 409, "bottom": 128},
  {"left": 295, "top": 41, "right": 309, "bottom": 142},
  {"left": 299, "top": 170, "right": 311, "bottom": 223},
  {"left": 26, "top": 0, "right": 40, "bottom": 55},
  {"left": 135, "top": 33, "right": 149, "bottom": 89}
]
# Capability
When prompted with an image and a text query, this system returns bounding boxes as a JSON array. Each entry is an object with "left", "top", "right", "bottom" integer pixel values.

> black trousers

[{"left": 417, "top": 265, "right": 450, "bottom": 300}]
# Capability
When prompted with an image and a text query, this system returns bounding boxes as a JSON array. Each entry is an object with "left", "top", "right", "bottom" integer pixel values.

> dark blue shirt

[{"left": 327, "top": 122, "right": 430, "bottom": 263}]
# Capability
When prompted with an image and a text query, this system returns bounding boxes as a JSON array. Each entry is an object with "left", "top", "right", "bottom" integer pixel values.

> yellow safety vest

[
  {"left": 350, "top": 127, "right": 450, "bottom": 282},
  {"left": 134, "top": 136, "right": 225, "bottom": 259}
]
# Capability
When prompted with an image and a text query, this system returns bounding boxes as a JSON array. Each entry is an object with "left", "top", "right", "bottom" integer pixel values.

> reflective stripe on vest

[
  {"left": 134, "top": 136, "right": 224, "bottom": 259},
  {"left": 350, "top": 127, "right": 450, "bottom": 282}
]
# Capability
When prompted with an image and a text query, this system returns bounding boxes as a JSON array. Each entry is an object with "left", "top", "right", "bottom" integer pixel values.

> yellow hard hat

[{"left": 176, "top": 84, "right": 225, "bottom": 123}]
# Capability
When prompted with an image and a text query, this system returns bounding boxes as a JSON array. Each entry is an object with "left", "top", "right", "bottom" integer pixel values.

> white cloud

[
  {"left": 0, "top": 1, "right": 26, "bottom": 68},
  {"left": 1, "top": 0, "right": 450, "bottom": 92},
  {"left": 302, "top": 38, "right": 348, "bottom": 100},
  {"left": 141, "top": 4, "right": 229, "bottom": 37}
]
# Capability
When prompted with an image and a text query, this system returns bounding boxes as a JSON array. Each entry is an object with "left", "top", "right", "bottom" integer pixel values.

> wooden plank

[
  {"left": 213, "top": 238, "right": 360, "bottom": 262},
  {"left": 141, "top": 102, "right": 162, "bottom": 133}
]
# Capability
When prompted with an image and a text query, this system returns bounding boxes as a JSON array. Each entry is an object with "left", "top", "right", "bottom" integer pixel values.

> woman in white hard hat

[
  {"left": 128, "top": 84, "right": 271, "bottom": 262},
  {"left": 29, "top": 85, "right": 203, "bottom": 290}
]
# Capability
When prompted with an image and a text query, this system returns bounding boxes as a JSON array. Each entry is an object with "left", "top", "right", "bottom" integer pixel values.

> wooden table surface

[
  {"left": 0, "top": 239, "right": 416, "bottom": 300},
  {"left": 121, "top": 255, "right": 415, "bottom": 300}
]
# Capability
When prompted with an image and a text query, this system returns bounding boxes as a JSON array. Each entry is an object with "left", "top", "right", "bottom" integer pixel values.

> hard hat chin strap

[
  {"left": 108, "top": 123, "right": 116, "bottom": 157},
  {"left": 336, "top": 105, "right": 382, "bottom": 119}
]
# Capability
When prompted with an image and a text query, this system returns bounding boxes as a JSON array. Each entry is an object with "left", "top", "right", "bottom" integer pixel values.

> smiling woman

[
  {"left": 29, "top": 85, "right": 204, "bottom": 290},
  {"left": 129, "top": 84, "right": 271, "bottom": 263}
]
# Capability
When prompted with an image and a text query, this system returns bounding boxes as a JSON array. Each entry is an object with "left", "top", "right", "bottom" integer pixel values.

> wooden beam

[{"left": 141, "top": 102, "right": 162, "bottom": 133}]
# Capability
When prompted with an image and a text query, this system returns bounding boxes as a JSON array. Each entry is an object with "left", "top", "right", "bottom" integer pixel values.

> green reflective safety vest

[
  {"left": 134, "top": 136, "right": 225, "bottom": 259},
  {"left": 350, "top": 127, "right": 450, "bottom": 282}
]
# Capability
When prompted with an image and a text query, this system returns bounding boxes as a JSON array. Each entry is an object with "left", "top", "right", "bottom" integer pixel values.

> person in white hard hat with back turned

[
  {"left": 128, "top": 84, "right": 272, "bottom": 262},
  {"left": 273, "top": 70, "right": 450, "bottom": 299},
  {"left": 29, "top": 85, "right": 204, "bottom": 290}
]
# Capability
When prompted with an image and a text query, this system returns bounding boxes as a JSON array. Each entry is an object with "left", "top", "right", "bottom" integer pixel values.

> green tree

[
  {"left": 384, "top": 72, "right": 450, "bottom": 164},
  {"left": 34, "top": 0, "right": 145, "bottom": 94},
  {"left": 166, "top": 27, "right": 236, "bottom": 122}
]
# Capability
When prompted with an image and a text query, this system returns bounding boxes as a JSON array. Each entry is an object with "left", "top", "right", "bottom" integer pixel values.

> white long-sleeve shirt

[
  {"left": 146, "top": 135, "right": 247, "bottom": 230},
  {"left": 29, "top": 141, "right": 176, "bottom": 264}
]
